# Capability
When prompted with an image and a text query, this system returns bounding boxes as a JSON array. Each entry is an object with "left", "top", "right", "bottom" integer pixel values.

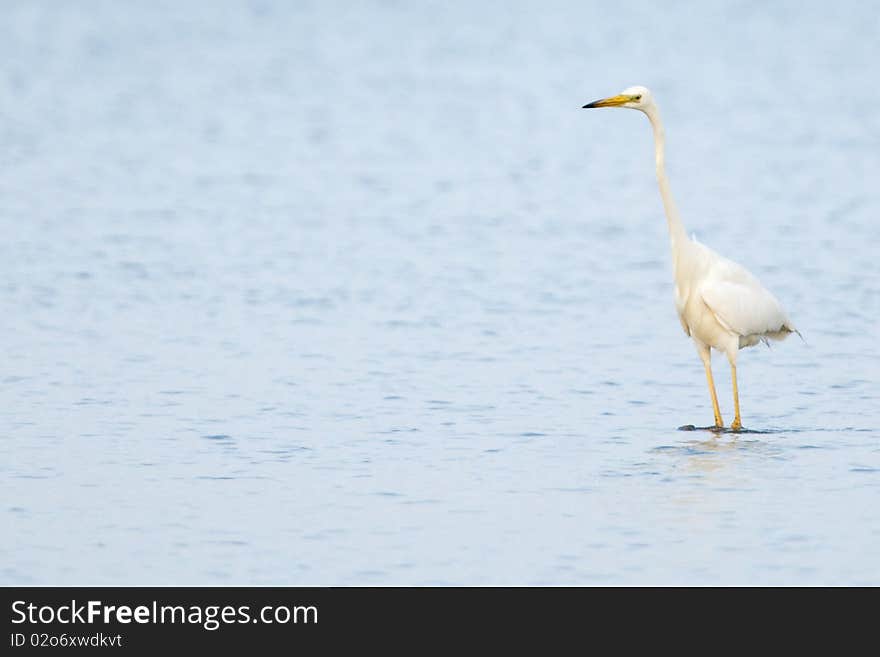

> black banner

[{"left": 1, "top": 586, "right": 869, "bottom": 651}]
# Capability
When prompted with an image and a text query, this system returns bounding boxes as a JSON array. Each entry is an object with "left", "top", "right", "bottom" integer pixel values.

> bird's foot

[{"left": 730, "top": 418, "right": 742, "bottom": 431}]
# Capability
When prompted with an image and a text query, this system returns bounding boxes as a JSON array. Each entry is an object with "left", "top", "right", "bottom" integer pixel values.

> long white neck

[{"left": 645, "top": 106, "right": 687, "bottom": 249}]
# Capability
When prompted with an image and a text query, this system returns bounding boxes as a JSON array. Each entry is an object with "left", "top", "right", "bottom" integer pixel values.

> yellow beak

[{"left": 582, "top": 94, "right": 636, "bottom": 109}]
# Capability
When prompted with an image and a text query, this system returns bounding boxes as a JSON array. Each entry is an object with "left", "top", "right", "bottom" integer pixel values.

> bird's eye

[{"left": 634, "top": 95, "right": 642, "bottom": 101}]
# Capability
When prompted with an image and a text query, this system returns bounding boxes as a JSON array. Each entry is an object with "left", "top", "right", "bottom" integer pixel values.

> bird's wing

[{"left": 700, "top": 265, "right": 791, "bottom": 337}]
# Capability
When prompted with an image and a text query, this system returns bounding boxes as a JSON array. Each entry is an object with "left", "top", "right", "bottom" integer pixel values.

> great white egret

[{"left": 583, "top": 86, "right": 797, "bottom": 430}]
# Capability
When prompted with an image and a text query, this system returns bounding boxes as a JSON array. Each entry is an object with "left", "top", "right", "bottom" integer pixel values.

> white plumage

[{"left": 584, "top": 86, "right": 797, "bottom": 430}]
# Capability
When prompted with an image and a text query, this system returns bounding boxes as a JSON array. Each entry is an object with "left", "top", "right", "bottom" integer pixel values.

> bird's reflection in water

[
  {"left": 651, "top": 432, "right": 782, "bottom": 477},
  {"left": 680, "top": 438, "right": 751, "bottom": 475}
]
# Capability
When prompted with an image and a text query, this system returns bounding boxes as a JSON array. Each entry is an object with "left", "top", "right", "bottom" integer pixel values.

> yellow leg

[
  {"left": 702, "top": 360, "right": 724, "bottom": 428},
  {"left": 731, "top": 363, "right": 742, "bottom": 430}
]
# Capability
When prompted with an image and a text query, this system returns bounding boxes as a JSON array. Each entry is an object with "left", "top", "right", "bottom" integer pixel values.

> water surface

[{"left": 2, "top": 1, "right": 879, "bottom": 585}]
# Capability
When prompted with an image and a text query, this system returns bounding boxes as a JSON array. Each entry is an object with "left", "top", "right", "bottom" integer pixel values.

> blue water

[{"left": 2, "top": 1, "right": 879, "bottom": 585}]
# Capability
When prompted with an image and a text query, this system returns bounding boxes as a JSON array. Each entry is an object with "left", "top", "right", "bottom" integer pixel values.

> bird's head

[{"left": 582, "top": 85, "right": 654, "bottom": 112}]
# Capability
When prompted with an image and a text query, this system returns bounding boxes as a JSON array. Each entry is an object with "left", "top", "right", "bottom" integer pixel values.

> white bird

[{"left": 583, "top": 86, "right": 797, "bottom": 430}]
